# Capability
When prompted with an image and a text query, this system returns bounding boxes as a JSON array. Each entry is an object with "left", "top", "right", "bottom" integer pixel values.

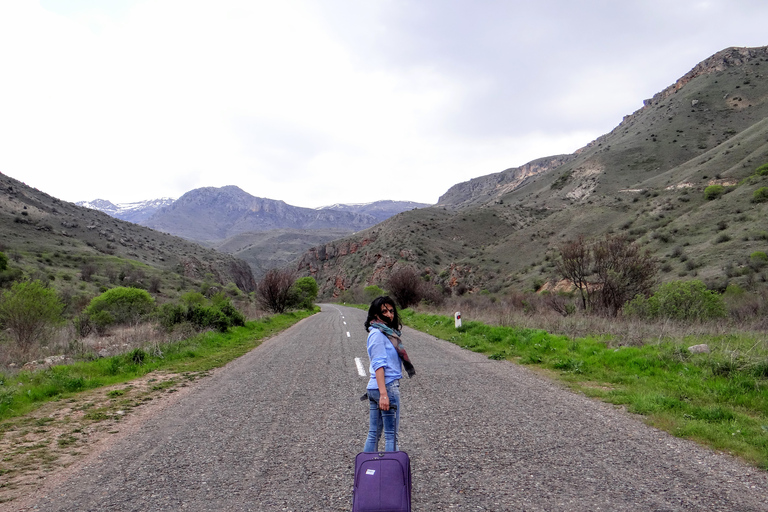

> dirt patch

[{"left": 0, "top": 370, "right": 209, "bottom": 509}]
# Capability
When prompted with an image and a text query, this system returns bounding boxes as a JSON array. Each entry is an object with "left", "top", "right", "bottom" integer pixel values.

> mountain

[
  {"left": 140, "top": 186, "right": 387, "bottom": 243},
  {"left": 0, "top": 173, "right": 257, "bottom": 296},
  {"left": 76, "top": 197, "right": 176, "bottom": 224},
  {"left": 317, "top": 200, "right": 430, "bottom": 222},
  {"left": 296, "top": 46, "right": 768, "bottom": 298},
  {"left": 78, "top": 189, "right": 429, "bottom": 280}
]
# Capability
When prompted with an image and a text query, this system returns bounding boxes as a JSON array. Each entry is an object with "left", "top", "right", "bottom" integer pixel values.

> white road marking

[
  {"left": 343, "top": 321, "right": 347, "bottom": 325},
  {"left": 355, "top": 357, "right": 367, "bottom": 377},
  {"left": 346, "top": 332, "right": 351, "bottom": 337}
]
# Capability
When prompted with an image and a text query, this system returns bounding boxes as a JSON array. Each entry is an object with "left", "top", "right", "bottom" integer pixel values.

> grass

[
  {"left": 401, "top": 309, "right": 768, "bottom": 470},
  {"left": 0, "top": 309, "right": 316, "bottom": 422}
]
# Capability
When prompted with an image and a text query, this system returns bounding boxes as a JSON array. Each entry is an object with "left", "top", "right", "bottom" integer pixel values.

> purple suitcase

[{"left": 353, "top": 451, "right": 412, "bottom": 512}]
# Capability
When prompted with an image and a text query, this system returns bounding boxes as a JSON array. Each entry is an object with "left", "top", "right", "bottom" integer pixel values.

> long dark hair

[{"left": 364, "top": 295, "right": 401, "bottom": 330}]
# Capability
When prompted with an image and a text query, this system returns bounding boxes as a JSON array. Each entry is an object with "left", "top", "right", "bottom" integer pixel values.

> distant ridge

[{"left": 77, "top": 197, "right": 176, "bottom": 224}]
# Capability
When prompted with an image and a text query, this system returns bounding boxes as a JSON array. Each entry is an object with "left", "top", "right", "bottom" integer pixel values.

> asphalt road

[{"left": 20, "top": 305, "right": 768, "bottom": 511}]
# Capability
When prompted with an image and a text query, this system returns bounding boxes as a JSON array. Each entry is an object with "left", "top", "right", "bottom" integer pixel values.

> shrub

[
  {"left": 188, "top": 305, "right": 230, "bottom": 332},
  {"left": 363, "top": 285, "right": 387, "bottom": 303},
  {"left": 0, "top": 251, "right": 7, "bottom": 272},
  {"left": 289, "top": 277, "right": 318, "bottom": 310},
  {"left": 624, "top": 280, "right": 726, "bottom": 321},
  {"left": 704, "top": 185, "right": 725, "bottom": 200},
  {"left": 0, "top": 280, "right": 65, "bottom": 351},
  {"left": 749, "top": 251, "right": 768, "bottom": 270},
  {"left": 157, "top": 303, "right": 186, "bottom": 331},
  {"left": 158, "top": 294, "right": 244, "bottom": 332},
  {"left": 210, "top": 294, "right": 245, "bottom": 327},
  {"left": 84, "top": 287, "right": 155, "bottom": 327},
  {"left": 755, "top": 163, "right": 768, "bottom": 176},
  {"left": 752, "top": 187, "right": 768, "bottom": 203}
]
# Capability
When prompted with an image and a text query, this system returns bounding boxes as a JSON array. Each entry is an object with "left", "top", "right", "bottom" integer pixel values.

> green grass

[
  {"left": 401, "top": 310, "right": 768, "bottom": 469},
  {"left": 0, "top": 309, "right": 316, "bottom": 421}
]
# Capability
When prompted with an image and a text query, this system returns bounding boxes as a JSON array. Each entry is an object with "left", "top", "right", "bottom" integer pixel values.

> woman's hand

[{"left": 379, "top": 394, "right": 390, "bottom": 411}]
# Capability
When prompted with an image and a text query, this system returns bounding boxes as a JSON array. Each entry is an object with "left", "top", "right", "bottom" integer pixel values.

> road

[{"left": 19, "top": 304, "right": 768, "bottom": 511}]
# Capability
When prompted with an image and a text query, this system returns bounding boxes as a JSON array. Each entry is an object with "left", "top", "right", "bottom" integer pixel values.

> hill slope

[
  {"left": 296, "top": 46, "right": 768, "bottom": 298},
  {"left": 0, "top": 173, "right": 257, "bottom": 298}
]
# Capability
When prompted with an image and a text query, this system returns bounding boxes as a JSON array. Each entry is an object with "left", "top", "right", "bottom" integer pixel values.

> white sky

[{"left": 1, "top": 0, "right": 767, "bottom": 208}]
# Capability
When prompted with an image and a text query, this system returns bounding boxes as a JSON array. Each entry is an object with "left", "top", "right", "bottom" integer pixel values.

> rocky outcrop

[{"left": 437, "top": 155, "right": 574, "bottom": 208}]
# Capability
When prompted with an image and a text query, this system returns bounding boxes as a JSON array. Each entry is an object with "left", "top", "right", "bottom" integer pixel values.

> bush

[
  {"left": 84, "top": 287, "right": 155, "bottom": 328},
  {"left": 749, "top": 251, "right": 768, "bottom": 270},
  {"left": 363, "top": 285, "right": 387, "bottom": 303},
  {"left": 704, "top": 185, "right": 725, "bottom": 200},
  {"left": 157, "top": 294, "right": 245, "bottom": 332},
  {"left": 624, "top": 280, "right": 726, "bottom": 321},
  {"left": 0, "top": 251, "right": 7, "bottom": 272},
  {"left": 752, "top": 187, "right": 768, "bottom": 203},
  {"left": 0, "top": 280, "right": 65, "bottom": 351},
  {"left": 755, "top": 163, "right": 768, "bottom": 176},
  {"left": 289, "top": 277, "right": 318, "bottom": 310},
  {"left": 188, "top": 305, "right": 230, "bottom": 332}
]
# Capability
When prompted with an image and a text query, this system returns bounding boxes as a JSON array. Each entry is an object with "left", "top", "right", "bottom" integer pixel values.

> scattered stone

[{"left": 688, "top": 344, "right": 710, "bottom": 354}]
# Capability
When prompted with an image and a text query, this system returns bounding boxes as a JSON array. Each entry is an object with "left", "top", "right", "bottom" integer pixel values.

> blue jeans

[{"left": 363, "top": 380, "right": 400, "bottom": 452}]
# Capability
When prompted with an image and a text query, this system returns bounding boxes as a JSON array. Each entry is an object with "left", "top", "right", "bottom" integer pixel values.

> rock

[
  {"left": 688, "top": 344, "right": 710, "bottom": 354},
  {"left": 691, "top": 99, "right": 699, "bottom": 107},
  {"left": 99, "top": 348, "right": 111, "bottom": 358}
]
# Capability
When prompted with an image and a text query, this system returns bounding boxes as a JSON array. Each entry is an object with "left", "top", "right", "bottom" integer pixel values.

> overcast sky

[{"left": 1, "top": 1, "right": 767, "bottom": 208}]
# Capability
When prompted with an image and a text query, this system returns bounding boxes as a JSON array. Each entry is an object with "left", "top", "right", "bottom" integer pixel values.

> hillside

[
  {"left": 296, "top": 46, "right": 768, "bottom": 298},
  {"left": 0, "top": 173, "right": 257, "bottom": 300}
]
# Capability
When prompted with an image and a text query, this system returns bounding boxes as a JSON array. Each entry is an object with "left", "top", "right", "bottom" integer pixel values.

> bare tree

[
  {"left": 556, "top": 234, "right": 658, "bottom": 316},
  {"left": 80, "top": 262, "right": 97, "bottom": 282},
  {"left": 386, "top": 267, "right": 423, "bottom": 309},
  {"left": 555, "top": 235, "right": 592, "bottom": 310},
  {"left": 257, "top": 268, "right": 295, "bottom": 314},
  {"left": 592, "top": 234, "right": 658, "bottom": 315}
]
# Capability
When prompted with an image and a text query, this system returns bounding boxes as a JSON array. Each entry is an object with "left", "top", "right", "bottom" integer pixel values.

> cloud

[{"left": 1, "top": 0, "right": 767, "bottom": 208}]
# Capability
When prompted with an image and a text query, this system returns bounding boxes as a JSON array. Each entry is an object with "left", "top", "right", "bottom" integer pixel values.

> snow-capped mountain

[{"left": 76, "top": 197, "right": 176, "bottom": 224}]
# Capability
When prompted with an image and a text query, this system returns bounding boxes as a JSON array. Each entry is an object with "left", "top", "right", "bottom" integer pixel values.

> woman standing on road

[{"left": 363, "top": 296, "right": 415, "bottom": 452}]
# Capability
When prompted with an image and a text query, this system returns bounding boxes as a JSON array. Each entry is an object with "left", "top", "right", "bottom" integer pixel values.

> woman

[{"left": 363, "top": 296, "right": 415, "bottom": 453}]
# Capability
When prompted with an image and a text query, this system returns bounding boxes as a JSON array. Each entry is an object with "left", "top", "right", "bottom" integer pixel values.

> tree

[
  {"left": 290, "top": 277, "right": 319, "bottom": 310},
  {"left": 556, "top": 234, "right": 657, "bottom": 315},
  {"left": 555, "top": 236, "right": 592, "bottom": 310},
  {"left": 257, "top": 268, "right": 295, "bottom": 313},
  {"left": 0, "top": 280, "right": 64, "bottom": 352},
  {"left": 592, "top": 234, "right": 658, "bottom": 315},
  {"left": 386, "top": 267, "right": 423, "bottom": 309}
]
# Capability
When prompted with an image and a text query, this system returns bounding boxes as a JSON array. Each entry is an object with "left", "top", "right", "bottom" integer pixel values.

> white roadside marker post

[{"left": 455, "top": 312, "right": 461, "bottom": 329}]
